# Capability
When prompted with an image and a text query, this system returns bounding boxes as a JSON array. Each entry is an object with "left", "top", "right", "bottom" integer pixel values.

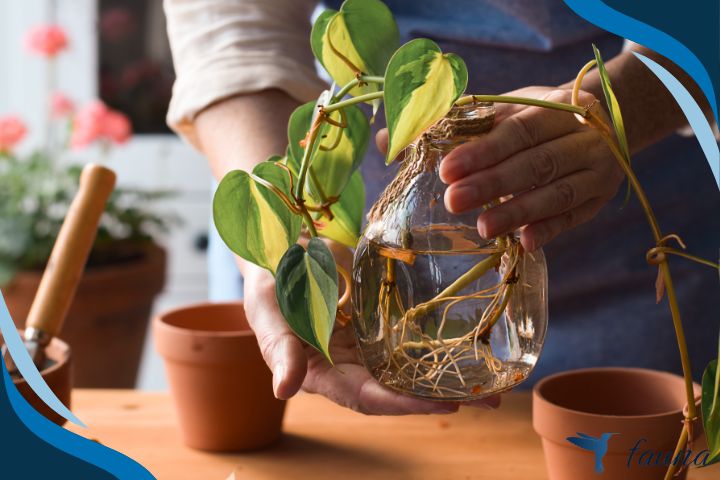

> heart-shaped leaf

[
  {"left": 702, "top": 356, "right": 720, "bottom": 466},
  {"left": 315, "top": 170, "right": 365, "bottom": 248},
  {"left": 384, "top": 38, "right": 468, "bottom": 163},
  {"left": 311, "top": 0, "right": 398, "bottom": 96},
  {"left": 213, "top": 161, "right": 301, "bottom": 273},
  {"left": 287, "top": 101, "right": 369, "bottom": 201},
  {"left": 275, "top": 238, "right": 338, "bottom": 361}
]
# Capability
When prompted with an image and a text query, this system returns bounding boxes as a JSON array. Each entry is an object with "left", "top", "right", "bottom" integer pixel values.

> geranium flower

[
  {"left": 70, "top": 100, "right": 133, "bottom": 149},
  {"left": 25, "top": 24, "right": 69, "bottom": 57},
  {"left": 0, "top": 115, "right": 28, "bottom": 153},
  {"left": 51, "top": 92, "right": 75, "bottom": 118}
]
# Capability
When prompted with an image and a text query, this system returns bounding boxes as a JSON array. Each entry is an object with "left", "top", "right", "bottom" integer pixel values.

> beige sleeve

[{"left": 164, "top": 0, "right": 327, "bottom": 148}]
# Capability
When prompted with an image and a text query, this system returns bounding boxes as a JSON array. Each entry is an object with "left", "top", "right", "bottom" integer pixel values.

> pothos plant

[{"left": 213, "top": 0, "right": 719, "bottom": 475}]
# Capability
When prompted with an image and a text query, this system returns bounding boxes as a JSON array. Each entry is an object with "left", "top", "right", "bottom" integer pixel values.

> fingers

[
  {"left": 444, "top": 130, "right": 603, "bottom": 213},
  {"left": 440, "top": 90, "right": 589, "bottom": 183},
  {"left": 303, "top": 362, "right": 460, "bottom": 415},
  {"left": 465, "top": 395, "right": 502, "bottom": 409},
  {"left": 375, "top": 128, "right": 388, "bottom": 154},
  {"left": 520, "top": 197, "right": 607, "bottom": 251},
  {"left": 476, "top": 169, "right": 604, "bottom": 239},
  {"left": 244, "top": 269, "right": 308, "bottom": 400}
]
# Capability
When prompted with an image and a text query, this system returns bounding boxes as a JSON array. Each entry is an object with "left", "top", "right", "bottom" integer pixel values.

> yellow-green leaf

[
  {"left": 701, "top": 331, "right": 720, "bottom": 466},
  {"left": 384, "top": 38, "right": 468, "bottom": 163},
  {"left": 315, "top": 170, "right": 365, "bottom": 247},
  {"left": 213, "top": 161, "right": 301, "bottom": 273},
  {"left": 311, "top": 0, "right": 398, "bottom": 97},
  {"left": 275, "top": 238, "right": 338, "bottom": 361},
  {"left": 287, "top": 101, "right": 369, "bottom": 201}
]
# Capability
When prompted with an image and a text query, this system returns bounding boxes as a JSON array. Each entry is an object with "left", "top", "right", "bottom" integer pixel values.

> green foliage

[
  {"left": 592, "top": 44, "right": 632, "bottom": 204},
  {"left": 383, "top": 38, "right": 468, "bottom": 163},
  {"left": 0, "top": 151, "right": 175, "bottom": 286},
  {"left": 701, "top": 331, "right": 720, "bottom": 466},
  {"left": 213, "top": 161, "right": 301, "bottom": 274},
  {"left": 311, "top": 0, "right": 398, "bottom": 95},
  {"left": 275, "top": 238, "right": 338, "bottom": 361},
  {"left": 315, "top": 170, "right": 365, "bottom": 248}
]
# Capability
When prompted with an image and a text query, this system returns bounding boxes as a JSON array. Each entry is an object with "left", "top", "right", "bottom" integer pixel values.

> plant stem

[
  {"left": 332, "top": 76, "right": 385, "bottom": 102},
  {"left": 456, "top": 94, "right": 588, "bottom": 116},
  {"left": 324, "top": 91, "right": 384, "bottom": 113},
  {"left": 664, "top": 424, "right": 689, "bottom": 480}
]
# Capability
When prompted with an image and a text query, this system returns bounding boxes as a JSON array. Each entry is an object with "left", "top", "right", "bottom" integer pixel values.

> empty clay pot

[
  {"left": 154, "top": 302, "right": 285, "bottom": 451},
  {"left": 2, "top": 332, "right": 73, "bottom": 426},
  {"left": 533, "top": 368, "right": 702, "bottom": 480}
]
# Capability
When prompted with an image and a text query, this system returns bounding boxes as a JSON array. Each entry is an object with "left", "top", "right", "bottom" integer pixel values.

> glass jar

[{"left": 352, "top": 103, "right": 548, "bottom": 401}]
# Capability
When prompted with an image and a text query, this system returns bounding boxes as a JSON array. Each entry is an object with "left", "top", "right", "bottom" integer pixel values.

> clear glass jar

[{"left": 352, "top": 103, "right": 548, "bottom": 401}]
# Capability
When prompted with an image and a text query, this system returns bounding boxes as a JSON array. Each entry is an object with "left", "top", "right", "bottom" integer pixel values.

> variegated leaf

[
  {"left": 275, "top": 238, "right": 338, "bottom": 361},
  {"left": 315, "top": 170, "right": 365, "bottom": 248},
  {"left": 311, "top": 0, "right": 398, "bottom": 97},
  {"left": 383, "top": 38, "right": 468, "bottom": 163},
  {"left": 287, "top": 101, "right": 369, "bottom": 201},
  {"left": 213, "top": 161, "right": 301, "bottom": 273}
]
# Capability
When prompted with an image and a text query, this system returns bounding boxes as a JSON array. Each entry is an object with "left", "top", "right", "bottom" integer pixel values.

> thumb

[{"left": 375, "top": 128, "right": 388, "bottom": 154}]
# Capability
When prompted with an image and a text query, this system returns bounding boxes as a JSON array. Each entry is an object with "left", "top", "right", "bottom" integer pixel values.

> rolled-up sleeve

[{"left": 164, "top": 0, "right": 327, "bottom": 147}]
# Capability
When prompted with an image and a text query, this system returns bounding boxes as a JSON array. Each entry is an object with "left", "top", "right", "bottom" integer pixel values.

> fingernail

[
  {"left": 439, "top": 153, "right": 469, "bottom": 183},
  {"left": 479, "top": 211, "right": 511, "bottom": 238},
  {"left": 272, "top": 364, "right": 285, "bottom": 399},
  {"left": 446, "top": 185, "right": 478, "bottom": 212},
  {"left": 431, "top": 403, "right": 459, "bottom": 414}
]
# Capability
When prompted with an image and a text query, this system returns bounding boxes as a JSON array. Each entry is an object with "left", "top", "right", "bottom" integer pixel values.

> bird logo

[{"left": 566, "top": 432, "right": 619, "bottom": 474}]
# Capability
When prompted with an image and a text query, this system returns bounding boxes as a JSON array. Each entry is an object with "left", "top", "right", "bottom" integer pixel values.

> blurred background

[{"left": 0, "top": 0, "right": 211, "bottom": 390}]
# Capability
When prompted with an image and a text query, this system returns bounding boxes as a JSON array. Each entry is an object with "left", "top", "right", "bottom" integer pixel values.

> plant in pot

[
  {"left": 211, "top": 0, "right": 719, "bottom": 478},
  {"left": 0, "top": 25, "right": 173, "bottom": 388}
]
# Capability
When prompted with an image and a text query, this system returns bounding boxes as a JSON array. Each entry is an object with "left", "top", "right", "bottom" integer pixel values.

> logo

[
  {"left": 566, "top": 432, "right": 618, "bottom": 474},
  {"left": 566, "top": 433, "right": 712, "bottom": 474}
]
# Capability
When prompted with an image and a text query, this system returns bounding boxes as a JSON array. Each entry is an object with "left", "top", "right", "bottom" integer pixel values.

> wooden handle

[{"left": 25, "top": 163, "right": 117, "bottom": 337}]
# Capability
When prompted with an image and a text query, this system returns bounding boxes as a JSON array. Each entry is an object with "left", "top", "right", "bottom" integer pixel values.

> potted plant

[
  {"left": 0, "top": 24, "right": 173, "bottom": 388},
  {"left": 210, "top": 1, "right": 718, "bottom": 478}
]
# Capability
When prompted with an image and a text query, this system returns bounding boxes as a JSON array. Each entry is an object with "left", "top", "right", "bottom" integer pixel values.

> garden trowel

[{"left": 2, "top": 163, "right": 116, "bottom": 375}]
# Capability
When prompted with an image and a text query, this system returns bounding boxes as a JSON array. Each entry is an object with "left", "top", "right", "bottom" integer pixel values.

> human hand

[
  {"left": 241, "top": 240, "right": 501, "bottom": 415},
  {"left": 377, "top": 87, "right": 624, "bottom": 251}
]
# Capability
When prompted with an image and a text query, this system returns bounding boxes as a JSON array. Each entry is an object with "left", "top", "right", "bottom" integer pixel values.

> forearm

[
  {"left": 195, "top": 89, "right": 300, "bottom": 180},
  {"left": 196, "top": 89, "right": 300, "bottom": 276},
  {"left": 562, "top": 46, "right": 711, "bottom": 153}
]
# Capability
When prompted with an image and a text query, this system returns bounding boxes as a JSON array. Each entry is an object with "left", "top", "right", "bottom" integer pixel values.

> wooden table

[{"left": 66, "top": 390, "right": 718, "bottom": 480}]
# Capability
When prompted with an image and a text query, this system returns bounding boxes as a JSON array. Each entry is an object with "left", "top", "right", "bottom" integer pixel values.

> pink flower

[
  {"left": 0, "top": 115, "right": 28, "bottom": 153},
  {"left": 103, "top": 111, "right": 132, "bottom": 144},
  {"left": 70, "top": 100, "right": 132, "bottom": 149},
  {"left": 25, "top": 24, "right": 69, "bottom": 57},
  {"left": 51, "top": 92, "right": 75, "bottom": 118}
]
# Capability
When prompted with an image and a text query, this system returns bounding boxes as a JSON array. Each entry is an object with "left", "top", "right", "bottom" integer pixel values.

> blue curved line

[
  {"left": 564, "top": 0, "right": 719, "bottom": 123},
  {"left": 633, "top": 52, "right": 720, "bottom": 189},
  {"left": 0, "top": 290, "right": 85, "bottom": 427},
  {"left": 3, "top": 363, "right": 156, "bottom": 479}
]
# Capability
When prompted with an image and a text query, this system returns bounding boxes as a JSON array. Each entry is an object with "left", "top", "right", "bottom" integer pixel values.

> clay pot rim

[
  {"left": 154, "top": 301, "right": 252, "bottom": 339},
  {"left": 7, "top": 334, "right": 71, "bottom": 385},
  {"left": 533, "top": 367, "right": 699, "bottom": 420}
]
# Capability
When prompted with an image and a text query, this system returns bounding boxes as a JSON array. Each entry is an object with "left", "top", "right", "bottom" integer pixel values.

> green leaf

[
  {"left": 315, "top": 170, "right": 365, "bottom": 248},
  {"left": 383, "top": 38, "right": 468, "bottom": 163},
  {"left": 213, "top": 160, "right": 301, "bottom": 273},
  {"left": 702, "top": 340, "right": 720, "bottom": 466},
  {"left": 287, "top": 101, "right": 369, "bottom": 200},
  {"left": 311, "top": 0, "right": 398, "bottom": 96},
  {"left": 275, "top": 238, "right": 338, "bottom": 361},
  {"left": 592, "top": 44, "right": 632, "bottom": 205}
]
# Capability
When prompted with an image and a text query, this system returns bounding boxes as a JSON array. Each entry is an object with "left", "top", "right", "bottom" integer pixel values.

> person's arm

[
  {"left": 165, "top": 0, "right": 499, "bottom": 414},
  {"left": 438, "top": 46, "right": 712, "bottom": 252}
]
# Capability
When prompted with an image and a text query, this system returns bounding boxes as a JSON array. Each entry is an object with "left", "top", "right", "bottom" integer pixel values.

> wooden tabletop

[{"left": 66, "top": 390, "right": 718, "bottom": 480}]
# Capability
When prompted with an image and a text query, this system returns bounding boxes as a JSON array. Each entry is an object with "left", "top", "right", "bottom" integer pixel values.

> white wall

[{"left": 0, "top": 0, "right": 213, "bottom": 391}]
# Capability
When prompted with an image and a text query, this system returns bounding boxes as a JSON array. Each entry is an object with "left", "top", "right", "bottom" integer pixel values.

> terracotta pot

[
  {"left": 154, "top": 301, "right": 285, "bottom": 452},
  {"left": 533, "top": 368, "right": 703, "bottom": 480},
  {"left": 5, "top": 244, "right": 166, "bottom": 388},
  {"left": 1, "top": 332, "right": 73, "bottom": 426}
]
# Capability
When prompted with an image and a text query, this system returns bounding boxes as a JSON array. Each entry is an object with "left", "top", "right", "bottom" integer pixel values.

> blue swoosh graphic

[
  {"left": 564, "top": 0, "right": 719, "bottom": 123},
  {"left": 0, "top": 290, "right": 85, "bottom": 427},
  {"left": 633, "top": 52, "right": 720, "bottom": 189},
  {"left": 3, "top": 362, "right": 155, "bottom": 479}
]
